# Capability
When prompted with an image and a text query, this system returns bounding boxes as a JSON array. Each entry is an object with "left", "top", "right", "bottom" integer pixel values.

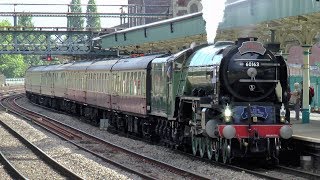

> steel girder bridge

[
  {"left": 0, "top": 28, "right": 108, "bottom": 56},
  {"left": 0, "top": 3, "right": 171, "bottom": 56}
]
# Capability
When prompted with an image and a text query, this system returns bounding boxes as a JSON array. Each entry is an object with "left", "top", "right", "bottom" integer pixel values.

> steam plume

[{"left": 201, "top": 0, "right": 227, "bottom": 43}]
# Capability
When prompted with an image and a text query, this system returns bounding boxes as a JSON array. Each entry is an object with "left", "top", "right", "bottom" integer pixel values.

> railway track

[
  {"left": 9, "top": 93, "right": 320, "bottom": 179},
  {"left": 174, "top": 139, "right": 320, "bottom": 179},
  {"left": 0, "top": 151, "right": 26, "bottom": 179},
  {"left": 0, "top": 95, "right": 82, "bottom": 179},
  {"left": 2, "top": 93, "right": 211, "bottom": 180},
  {"left": 276, "top": 165, "right": 320, "bottom": 180}
]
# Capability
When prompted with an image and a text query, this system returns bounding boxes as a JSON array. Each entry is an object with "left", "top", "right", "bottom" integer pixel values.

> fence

[{"left": 5, "top": 78, "right": 25, "bottom": 85}]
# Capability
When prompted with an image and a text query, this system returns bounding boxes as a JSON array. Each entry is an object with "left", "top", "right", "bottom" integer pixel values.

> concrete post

[{"left": 302, "top": 45, "right": 311, "bottom": 123}]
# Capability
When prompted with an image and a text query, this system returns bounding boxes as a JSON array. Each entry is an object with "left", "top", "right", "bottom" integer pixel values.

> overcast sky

[{"left": 0, "top": 0, "right": 128, "bottom": 28}]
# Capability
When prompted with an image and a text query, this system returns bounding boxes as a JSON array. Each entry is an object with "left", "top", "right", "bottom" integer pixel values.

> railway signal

[
  {"left": 46, "top": 55, "right": 52, "bottom": 61},
  {"left": 41, "top": 55, "right": 53, "bottom": 61}
]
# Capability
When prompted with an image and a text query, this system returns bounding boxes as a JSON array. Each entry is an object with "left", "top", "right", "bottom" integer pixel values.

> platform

[{"left": 291, "top": 111, "right": 320, "bottom": 143}]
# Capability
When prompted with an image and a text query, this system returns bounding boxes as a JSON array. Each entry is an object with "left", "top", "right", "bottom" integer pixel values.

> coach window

[
  {"left": 96, "top": 73, "right": 98, "bottom": 92},
  {"left": 88, "top": 73, "right": 91, "bottom": 91},
  {"left": 132, "top": 72, "right": 136, "bottom": 95},
  {"left": 75, "top": 72, "right": 77, "bottom": 90},
  {"left": 91, "top": 73, "right": 93, "bottom": 91},
  {"left": 91, "top": 73, "right": 94, "bottom": 91},
  {"left": 79, "top": 72, "right": 82, "bottom": 90},
  {"left": 98, "top": 73, "right": 101, "bottom": 92},
  {"left": 78, "top": 72, "right": 80, "bottom": 90},
  {"left": 104, "top": 73, "right": 106, "bottom": 93},
  {"left": 137, "top": 72, "right": 141, "bottom": 95},
  {"left": 93, "top": 73, "right": 95, "bottom": 91},
  {"left": 90, "top": 73, "right": 92, "bottom": 91},
  {"left": 81, "top": 72, "right": 83, "bottom": 90},
  {"left": 100, "top": 73, "right": 103, "bottom": 92},
  {"left": 94, "top": 73, "right": 96, "bottom": 92},
  {"left": 102, "top": 73, "right": 105, "bottom": 93},
  {"left": 73, "top": 72, "right": 75, "bottom": 89},
  {"left": 70, "top": 72, "right": 72, "bottom": 89},
  {"left": 120, "top": 72, "right": 123, "bottom": 95},
  {"left": 128, "top": 72, "right": 132, "bottom": 95},
  {"left": 95, "top": 73, "right": 98, "bottom": 92},
  {"left": 87, "top": 73, "right": 90, "bottom": 90},
  {"left": 106, "top": 73, "right": 109, "bottom": 93},
  {"left": 126, "top": 72, "right": 129, "bottom": 95},
  {"left": 97, "top": 73, "right": 100, "bottom": 92},
  {"left": 80, "top": 72, "right": 83, "bottom": 90},
  {"left": 119, "top": 72, "right": 122, "bottom": 94},
  {"left": 70, "top": 72, "right": 73, "bottom": 89},
  {"left": 76, "top": 72, "right": 78, "bottom": 90},
  {"left": 69, "top": 72, "right": 71, "bottom": 89},
  {"left": 142, "top": 72, "right": 145, "bottom": 96},
  {"left": 113, "top": 73, "right": 116, "bottom": 94},
  {"left": 97, "top": 73, "right": 99, "bottom": 92},
  {"left": 123, "top": 72, "right": 126, "bottom": 95}
]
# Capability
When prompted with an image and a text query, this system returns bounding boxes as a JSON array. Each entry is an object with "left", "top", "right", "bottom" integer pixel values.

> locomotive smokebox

[
  {"left": 236, "top": 37, "right": 258, "bottom": 46},
  {"left": 265, "top": 43, "right": 280, "bottom": 53}
]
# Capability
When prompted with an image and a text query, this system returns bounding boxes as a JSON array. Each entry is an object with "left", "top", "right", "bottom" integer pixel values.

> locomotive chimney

[{"left": 236, "top": 37, "right": 258, "bottom": 46}]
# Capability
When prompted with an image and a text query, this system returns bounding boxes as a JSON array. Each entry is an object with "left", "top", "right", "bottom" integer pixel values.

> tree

[
  {"left": 0, "top": 20, "right": 12, "bottom": 45},
  {"left": 68, "top": 0, "right": 84, "bottom": 29},
  {"left": 18, "top": 15, "right": 34, "bottom": 30},
  {"left": 0, "top": 54, "right": 26, "bottom": 78},
  {"left": 17, "top": 16, "right": 48, "bottom": 67},
  {"left": 0, "top": 20, "right": 26, "bottom": 77},
  {"left": 86, "top": 0, "right": 101, "bottom": 30}
]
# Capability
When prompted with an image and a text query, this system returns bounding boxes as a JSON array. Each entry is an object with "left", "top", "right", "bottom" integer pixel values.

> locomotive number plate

[{"left": 244, "top": 61, "right": 260, "bottom": 67}]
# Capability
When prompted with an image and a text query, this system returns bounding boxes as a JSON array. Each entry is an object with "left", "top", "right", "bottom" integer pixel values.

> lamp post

[{"left": 302, "top": 45, "right": 311, "bottom": 123}]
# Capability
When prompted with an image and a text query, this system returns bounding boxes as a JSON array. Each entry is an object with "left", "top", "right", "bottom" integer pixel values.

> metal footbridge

[
  {"left": 1, "top": 1, "right": 320, "bottom": 55},
  {"left": 0, "top": 3, "right": 171, "bottom": 56}
]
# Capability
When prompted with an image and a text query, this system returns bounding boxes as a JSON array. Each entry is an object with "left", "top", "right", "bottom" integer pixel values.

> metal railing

[{"left": 5, "top": 78, "right": 25, "bottom": 85}]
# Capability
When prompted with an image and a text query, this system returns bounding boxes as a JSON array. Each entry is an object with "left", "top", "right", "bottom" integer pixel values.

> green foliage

[
  {"left": 17, "top": 16, "right": 45, "bottom": 68},
  {"left": 86, "top": 0, "right": 101, "bottom": 30},
  {"left": 18, "top": 15, "right": 34, "bottom": 30},
  {"left": 0, "top": 20, "right": 11, "bottom": 27},
  {"left": 0, "top": 20, "right": 26, "bottom": 77},
  {"left": 0, "top": 19, "right": 47, "bottom": 78},
  {"left": 0, "top": 20, "right": 13, "bottom": 45},
  {"left": 0, "top": 54, "right": 26, "bottom": 78},
  {"left": 68, "top": 0, "right": 84, "bottom": 29}
]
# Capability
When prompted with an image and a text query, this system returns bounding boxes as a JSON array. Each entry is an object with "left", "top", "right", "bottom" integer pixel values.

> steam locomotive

[{"left": 25, "top": 37, "right": 292, "bottom": 164}]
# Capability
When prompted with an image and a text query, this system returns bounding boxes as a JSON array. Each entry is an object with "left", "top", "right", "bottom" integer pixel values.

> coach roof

[
  {"left": 112, "top": 55, "right": 161, "bottom": 71},
  {"left": 87, "top": 59, "right": 120, "bottom": 71},
  {"left": 26, "top": 65, "right": 47, "bottom": 72},
  {"left": 66, "top": 61, "right": 94, "bottom": 71}
]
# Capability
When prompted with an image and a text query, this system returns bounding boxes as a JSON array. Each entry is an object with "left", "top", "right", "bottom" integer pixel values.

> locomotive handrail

[
  {"left": 234, "top": 59, "right": 271, "bottom": 61},
  {"left": 260, "top": 63, "right": 280, "bottom": 66},
  {"left": 239, "top": 79, "right": 279, "bottom": 83}
]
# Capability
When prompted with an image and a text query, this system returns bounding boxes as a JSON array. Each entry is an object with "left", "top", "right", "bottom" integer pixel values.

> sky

[{"left": 0, "top": 0, "right": 128, "bottom": 28}]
